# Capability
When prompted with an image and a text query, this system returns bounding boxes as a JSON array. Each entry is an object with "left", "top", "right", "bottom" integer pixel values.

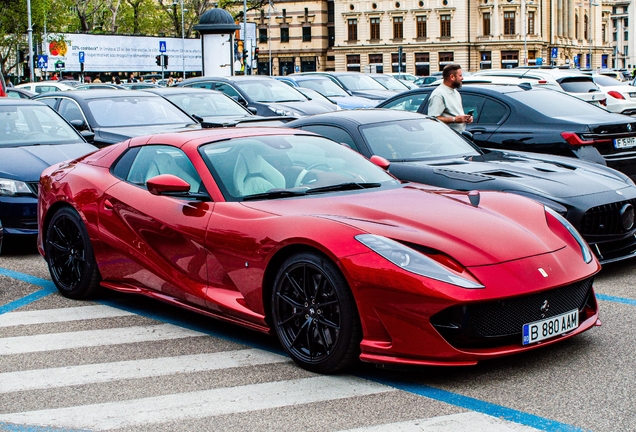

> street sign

[
  {"left": 159, "top": 41, "right": 167, "bottom": 53},
  {"left": 37, "top": 55, "right": 48, "bottom": 69},
  {"left": 55, "top": 60, "right": 65, "bottom": 70},
  {"left": 79, "top": 51, "right": 85, "bottom": 63},
  {"left": 551, "top": 47, "right": 558, "bottom": 59}
]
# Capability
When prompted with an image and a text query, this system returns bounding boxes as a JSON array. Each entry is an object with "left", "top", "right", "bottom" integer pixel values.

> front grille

[
  {"left": 431, "top": 278, "right": 594, "bottom": 348},
  {"left": 580, "top": 199, "right": 636, "bottom": 235},
  {"left": 26, "top": 182, "right": 39, "bottom": 196}
]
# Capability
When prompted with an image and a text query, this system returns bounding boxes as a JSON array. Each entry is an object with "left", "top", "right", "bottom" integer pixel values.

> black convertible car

[
  {"left": 288, "top": 109, "right": 636, "bottom": 264},
  {"left": 377, "top": 85, "right": 636, "bottom": 181}
]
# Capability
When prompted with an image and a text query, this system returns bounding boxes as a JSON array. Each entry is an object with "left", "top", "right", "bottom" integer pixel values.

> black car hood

[
  {"left": 0, "top": 143, "right": 98, "bottom": 181},
  {"left": 95, "top": 123, "right": 201, "bottom": 145},
  {"left": 389, "top": 149, "right": 634, "bottom": 199}
]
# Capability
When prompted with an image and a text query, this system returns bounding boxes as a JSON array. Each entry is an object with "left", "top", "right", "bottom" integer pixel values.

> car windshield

[
  {"left": 200, "top": 134, "right": 399, "bottom": 201},
  {"left": 373, "top": 76, "right": 408, "bottom": 91},
  {"left": 337, "top": 74, "right": 388, "bottom": 91},
  {"left": 235, "top": 80, "right": 307, "bottom": 103},
  {"left": 297, "top": 79, "right": 349, "bottom": 97},
  {"left": 360, "top": 119, "right": 479, "bottom": 161},
  {"left": 508, "top": 89, "right": 607, "bottom": 118},
  {"left": 87, "top": 96, "right": 196, "bottom": 127},
  {"left": 164, "top": 92, "right": 251, "bottom": 117},
  {"left": 0, "top": 104, "right": 85, "bottom": 147}
]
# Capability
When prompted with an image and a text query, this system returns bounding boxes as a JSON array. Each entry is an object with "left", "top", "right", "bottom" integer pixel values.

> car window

[
  {"left": 36, "top": 86, "right": 60, "bottom": 93},
  {"left": 234, "top": 80, "right": 306, "bottom": 103},
  {"left": 86, "top": 96, "right": 195, "bottom": 127},
  {"left": 594, "top": 75, "right": 623, "bottom": 86},
  {"left": 509, "top": 89, "right": 606, "bottom": 117},
  {"left": 58, "top": 99, "right": 86, "bottom": 124},
  {"left": 359, "top": 119, "right": 480, "bottom": 161},
  {"left": 298, "top": 79, "right": 349, "bottom": 97},
  {"left": 380, "top": 94, "right": 428, "bottom": 112},
  {"left": 165, "top": 93, "right": 250, "bottom": 117},
  {"left": 36, "top": 97, "right": 59, "bottom": 109},
  {"left": 557, "top": 78, "right": 600, "bottom": 93},
  {"left": 127, "top": 145, "right": 201, "bottom": 193},
  {"left": 296, "top": 125, "right": 359, "bottom": 151},
  {"left": 213, "top": 82, "right": 243, "bottom": 101},
  {"left": 337, "top": 74, "right": 387, "bottom": 91},
  {"left": 0, "top": 104, "right": 85, "bottom": 146},
  {"left": 460, "top": 94, "right": 508, "bottom": 124},
  {"left": 189, "top": 81, "right": 216, "bottom": 90}
]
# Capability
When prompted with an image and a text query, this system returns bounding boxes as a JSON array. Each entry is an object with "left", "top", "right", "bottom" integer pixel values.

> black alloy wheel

[
  {"left": 271, "top": 252, "right": 360, "bottom": 373},
  {"left": 45, "top": 207, "right": 100, "bottom": 299}
]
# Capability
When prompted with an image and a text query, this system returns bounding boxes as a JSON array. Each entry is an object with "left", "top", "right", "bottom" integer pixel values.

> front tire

[
  {"left": 45, "top": 207, "right": 100, "bottom": 299},
  {"left": 271, "top": 252, "right": 361, "bottom": 373}
]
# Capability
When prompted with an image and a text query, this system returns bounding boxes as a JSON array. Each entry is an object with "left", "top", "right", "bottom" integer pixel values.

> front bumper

[{"left": 0, "top": 195, "right": 38, "bottom": 237}]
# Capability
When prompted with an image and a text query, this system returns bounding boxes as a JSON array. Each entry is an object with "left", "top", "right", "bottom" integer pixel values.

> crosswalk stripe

[
  {"left": 0, "top": 305, "right": 134, "bottom": 327},
  {"left": 0, "top": 375, "right": 394, "bottom": 430},
  {"left": 338, "top": 412, "right": 540, "bottom": 431},
  {"left": 0, "top": 349, "right": 288, "bottom": 393},
  {"left": 0, "top": 324, "right": 206, "bottom": 355}
]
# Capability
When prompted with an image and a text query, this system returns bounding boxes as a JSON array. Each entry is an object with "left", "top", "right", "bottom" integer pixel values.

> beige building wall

[{"left": 247, "top": 0, "right": 616, "bottom": 76}]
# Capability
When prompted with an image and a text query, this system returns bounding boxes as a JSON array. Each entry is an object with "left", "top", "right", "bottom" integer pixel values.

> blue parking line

[
  {"left": 0, "top": 268, "right": 57, "bottom": 315},
  {"left": 0, "top": 423, "right": 89, "bottom": 432},
  {"left": 0, "top": 266, "right": 631, "bottom": 432}
]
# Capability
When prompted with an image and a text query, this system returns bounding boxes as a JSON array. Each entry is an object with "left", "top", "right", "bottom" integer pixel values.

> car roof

[
  {"left": 35, "top": 89, "right": 162, "bottom": 100},
  {"left": 289, "top": 108, "right": 430, "bottom": 126},
  {"left": 143, "top": 87, "right": 225, "bottom": 96},
  {"left": 0, "top": 97, "right": 47, "bottom": 106}
]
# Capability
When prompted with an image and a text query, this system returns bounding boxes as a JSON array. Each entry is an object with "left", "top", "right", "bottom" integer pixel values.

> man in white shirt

[{"left": 427, "top": 64, "right": 473, "bottom": 132}]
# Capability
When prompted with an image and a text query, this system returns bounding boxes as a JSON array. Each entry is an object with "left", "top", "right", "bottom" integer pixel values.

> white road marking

[
  {"left": 339, "top": 412, "right": 540, "bottom": 431},
  {"left": 0, "top": 349, "right": 288, "bottom": 393},
  {"left": 0, "top": 376, "right": 395, "bottom": 430},
  {"left": 0, "top": 323, "right": 205, "bottom": 355},
  {"left": 0, "top": 305, "right": 134, "bottom": 327}
]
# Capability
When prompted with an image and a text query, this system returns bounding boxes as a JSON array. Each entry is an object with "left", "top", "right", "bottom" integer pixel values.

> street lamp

[{"left": 173, "top": 0, "right": 186, "bottom": 78}]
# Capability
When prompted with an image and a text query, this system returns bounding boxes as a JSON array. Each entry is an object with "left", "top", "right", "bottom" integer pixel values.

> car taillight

[
  {"left": 537, "top": 80, "right": 548, "bottom": 84},
  {"left": 607, "top": 91, "right": 625, "bottom": 100},
  {"left": 561, "top": 132, "right": 612, "bottom": 146}
]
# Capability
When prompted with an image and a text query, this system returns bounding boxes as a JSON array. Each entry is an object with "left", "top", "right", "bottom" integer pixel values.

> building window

[
  {"left": 504, "top": 11, "right": 515, "bottom": 35},
  {"left": 368, "top": 53, "right": 383, "bottom": 73},
  {"left": 281, "top": 27, "right": 289, "bottom": 43},
  {"left": 414, "top": 52, "right": 430, "bottom": 76},
  {"left": 501, "top": 50, "right": 519, "bottom": 68},
  {"left": 480, "top": 51, "right": 492, "bottom": 69},
  {"left": 302, "top": 26, "right": 311, "bottom": 42},
  {"left": 328, "top": 26, "right": 335, "bottom": 47},
  {"left": 438, "top": 51, "right": 454, "bottom": 71},
  {"left": 370, "top": 18, "right": 380, "bottom": 39},
  {"left": 393, "top": 16, "right": 403, "bottom": 39},
  {"left": 259, "top": 28, "right": 267, "bottom": 43},
  {"left": 584, "top": 15, "right": 588, "bottom": 40},
  {"left": 575, "top": 15, "right": 579, "bottom": 39},
  {"left": 527, "top": 11, "right": 535, "bottom": 35},
  {"left": 348, "top": 19, "right": 358, "bottom": 41},
  {"left": 417, "top": 16, "right": 427, "bottom": 38},
  {"left": 440, "top": 14, "right": 451, "bottom": 38},
  {"left": 328, "top": 0, "right": 334, "bottom": 23},
  {"left": 391, "top": 52, "right": 406, "bottom": 73},
  {"left": 279, "top": 57, "right": 295, "bottom": 75},
  {"left": 483, "top": 13, "right": 491, "bottom": 36},
  {"left": 347, "top": 54, "right": 361, "bottom": 72}
]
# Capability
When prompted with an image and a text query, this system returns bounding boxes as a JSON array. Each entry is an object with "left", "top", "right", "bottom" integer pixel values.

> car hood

[
  {"left": 241, "top": 186, "right": 567, "bottom": 267},
  {"left": 95, "top": 123, "right": 201, "bottom": 145},
  {"left": 331, "top": 96, "right": 378, "bottom": 109},
  {"left": 0, "top": 143, "right": 98, "bottom": 181},
  {"left": 389, "top": 150, "right": 634, "bottom": 199},
  {"left": 349, "top": 89, "right": 398, "bottom": 101},
  {"left": 268, "top": 101, "right": 337, "bottom": 115}
]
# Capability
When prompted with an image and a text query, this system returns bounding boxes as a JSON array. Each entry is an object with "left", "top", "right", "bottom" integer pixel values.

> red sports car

[{"left": 38, "top": 128, "right": 601, "bottom": 373}]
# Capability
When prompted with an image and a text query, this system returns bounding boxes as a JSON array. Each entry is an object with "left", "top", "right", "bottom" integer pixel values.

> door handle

[
  {"left": 469, "top": 127, "right": 487, "bottom": 134},
  {"left": 104, "top": 198, "right": 114, "bottom": 210}
]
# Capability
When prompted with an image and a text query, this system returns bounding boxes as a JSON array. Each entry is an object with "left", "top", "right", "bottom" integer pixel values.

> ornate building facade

[{"left": 249, "top": 0, "right": 631, "bottom": 75}]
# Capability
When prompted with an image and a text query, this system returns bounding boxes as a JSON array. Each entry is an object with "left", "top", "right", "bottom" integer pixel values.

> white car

[
  {"left": 15, "top": 81, "right": 75, "bottom": 94},
  {"left": 470, "top": 68, "right": 607, "bottom": 107},
  {"left": 590, "top": 74, "right": 636, "bottom": 116}
]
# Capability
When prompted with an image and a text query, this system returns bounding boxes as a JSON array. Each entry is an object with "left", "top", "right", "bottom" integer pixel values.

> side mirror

[
  {"left": 70, "top": 119, "right": 87, "bottom": 131},
  {"left": 80, "top": 130, "right": 95, "bottom": 143},
  {"left": 247, "top": 106, "right": 258, "bottom": 115},
  {"left": 461, "top": 130, "right": 474, "bottom": 141},
  {"left": 370, "top": 155, "right": 390, "bottom": 170},
  {"left": 146, "top": 174, "right": 190, "bottom": 196}
]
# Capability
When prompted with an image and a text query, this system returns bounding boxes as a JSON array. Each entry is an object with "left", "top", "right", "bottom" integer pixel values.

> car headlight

[
  {"left": 272, "top": 107, "right": 301, "bottom": 117},
  {"left": 355, "top": 234, "right": 484, "bottom": 289},
  {"left": 0, "top": 178, "right": 32, "bottom": 196},
  {"left": 544, "top": 206, "right": 593, "bottom": 263}
]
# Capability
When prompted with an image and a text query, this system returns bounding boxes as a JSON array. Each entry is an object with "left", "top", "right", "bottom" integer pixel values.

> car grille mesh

[
  {"left": 580, "top": 199, "right": 636, "bottom": 235},
  {"left": 26, "top": 182, "right": 39, "bottom": 196},
  {"left": 431, "top": 278, "right": 594, "bottom": 347}
]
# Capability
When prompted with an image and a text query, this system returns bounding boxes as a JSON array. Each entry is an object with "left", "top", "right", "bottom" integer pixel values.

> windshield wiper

[
  {"left": 242, "top": 188, "right": 309, "bottom": 201},
  {"left": 305, "top": 182, "right": 382, "bottom": 194}
]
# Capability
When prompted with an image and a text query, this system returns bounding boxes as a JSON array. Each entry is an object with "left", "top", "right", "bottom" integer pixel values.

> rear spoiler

[{"left": 201, "top": 116, "right": 299, "bottom": 128}]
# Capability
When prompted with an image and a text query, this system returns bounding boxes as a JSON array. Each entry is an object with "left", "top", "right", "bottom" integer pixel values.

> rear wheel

[
  {"left": 271, "top": 252, "right": 360, "bottom": 373},
  {"left": 45, "top": 207, "right": 100, "bottom": 299}
]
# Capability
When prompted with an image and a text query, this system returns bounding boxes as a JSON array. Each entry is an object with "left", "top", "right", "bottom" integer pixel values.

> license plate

[
  {"left": 522, "top": 309, "right": 579, "bottom": 345},
  {"left": 615, "top": 137, "right": 636, "bottom": 149}
]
